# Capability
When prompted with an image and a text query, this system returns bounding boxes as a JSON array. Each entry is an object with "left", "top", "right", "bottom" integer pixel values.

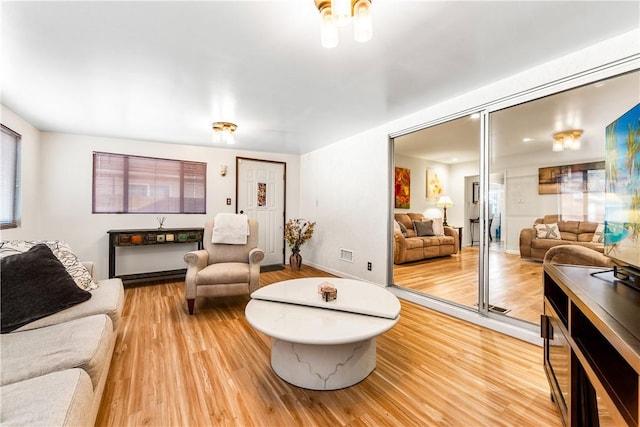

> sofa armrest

[
  {"left": 519, "top": 227, "right": 535, "bottom": 258},
  {"left": 444, "top": 226, "right": 459, "bottom": 254},
  {"left": 393, "top": 229, "right": 408, "bottom": 264}
]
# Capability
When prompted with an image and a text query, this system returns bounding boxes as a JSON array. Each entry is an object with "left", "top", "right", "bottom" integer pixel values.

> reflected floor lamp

[{"left": 436, "top": 195, "right": 454, "bottom": 226}]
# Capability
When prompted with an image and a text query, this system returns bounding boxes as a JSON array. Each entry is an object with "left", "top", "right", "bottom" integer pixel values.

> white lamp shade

[{"left": 436, "top": 195, "right": 454, "bottom": 208}]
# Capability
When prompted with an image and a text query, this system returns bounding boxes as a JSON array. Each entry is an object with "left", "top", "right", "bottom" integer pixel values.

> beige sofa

[
  {"left": 1, "top": 244, "right": 124, "bottom": 427},
  {"left": 519, "top": 214, "right": 604, "bottom": 261},
  {"left": 393, "top": 213, "right": 459, "bottom": 264}
]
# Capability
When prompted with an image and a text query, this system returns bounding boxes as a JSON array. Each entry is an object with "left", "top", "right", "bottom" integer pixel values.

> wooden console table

[
  {"left": 542, "top": 263, "right": 640, "bottom": 426},
  {"left": 107, "top": 227, "right": 204, "bottom": 283}
]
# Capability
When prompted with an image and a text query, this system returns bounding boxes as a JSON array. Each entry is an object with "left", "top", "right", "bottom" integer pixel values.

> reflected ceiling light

[
  {"left": 522, "top": 137, "right": 535, "bottom": 142},
  {"left": 212, "top": 122, "right": 237, "bottom": 145},
  {"left": 470, "top": 113, "right": 480, "bottom": 119},
  {"left": 314, "top": 0, "right": 372, "bottom": 48},
  {"left": 552, "top": 130, "right": 582, "bottom": 152}
]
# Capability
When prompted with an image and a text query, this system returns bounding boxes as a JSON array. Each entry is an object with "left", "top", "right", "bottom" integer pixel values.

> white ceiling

[
  {"left": 395, "top": 70, "right": 640, "bottom": 164},
  {"left": 2, "top": 1, "right": 639, "bottom": 155}
]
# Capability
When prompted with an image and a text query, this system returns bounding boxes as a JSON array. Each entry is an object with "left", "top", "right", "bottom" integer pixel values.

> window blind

[
  {"left": 1, "top": 125, "right": 20, "bottom": 229},
  {"left": 93, "top": 152, "right": 206, "bottom": 214}
]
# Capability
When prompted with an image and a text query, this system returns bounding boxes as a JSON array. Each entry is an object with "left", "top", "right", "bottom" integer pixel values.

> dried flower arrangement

[{"left": 284, "top": 218, "right": 316, "bottom": 253}]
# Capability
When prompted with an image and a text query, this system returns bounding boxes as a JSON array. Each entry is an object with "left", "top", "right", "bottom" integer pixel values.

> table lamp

[{"left": 436, "top": 195, "right": 454, "bottom": 226}]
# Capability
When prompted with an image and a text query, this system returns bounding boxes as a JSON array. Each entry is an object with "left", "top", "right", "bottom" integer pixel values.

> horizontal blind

[
  {"left": 1, "top": 125, "right": 20, "bottom": 228},
  {"left": 93, "top": 152, "right": 206, "bottom": 214}
]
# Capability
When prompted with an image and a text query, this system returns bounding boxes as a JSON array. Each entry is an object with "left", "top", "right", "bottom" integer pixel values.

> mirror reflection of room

[{"left": 392, "top": 70, "right": 640, "bottom": 326}]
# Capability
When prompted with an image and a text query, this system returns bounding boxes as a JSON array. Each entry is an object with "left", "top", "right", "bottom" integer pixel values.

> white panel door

[{"left": 237, "top": 159, "right": 285, "bottom": 266}]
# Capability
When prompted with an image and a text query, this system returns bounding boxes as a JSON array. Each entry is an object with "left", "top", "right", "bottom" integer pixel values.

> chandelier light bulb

[
  {"left": 331, "top": 0, "right": 351, "bottom": 26},
  {"left": 353, "top": 0, "right": 372, "bottom": 42},
  {"left": 320, "top": 5, "right": 339, "bottom": 48}
]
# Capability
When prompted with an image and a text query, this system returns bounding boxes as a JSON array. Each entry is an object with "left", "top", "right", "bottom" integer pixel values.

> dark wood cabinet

[
  {"left": 107, "top": 228, "right": 203, "bottom": 283},
  {"left": 542, "top": 263, "right": 640, "bottom": 426}
]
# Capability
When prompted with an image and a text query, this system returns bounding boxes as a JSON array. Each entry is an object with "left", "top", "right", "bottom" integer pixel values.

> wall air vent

[{"left": 340, "top": 249, "right": 354, "bottom": 263}]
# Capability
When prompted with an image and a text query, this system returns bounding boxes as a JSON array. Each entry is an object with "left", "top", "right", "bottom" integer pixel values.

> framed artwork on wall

[
  {"left": 395, "top": 167, "right": 411, "bottom": 209},
  {"left": 426, "top": 169, "right": 443, "bottom": 200},
  {"left": 472, "top": 181, "right": 479, "bottom": 204}
]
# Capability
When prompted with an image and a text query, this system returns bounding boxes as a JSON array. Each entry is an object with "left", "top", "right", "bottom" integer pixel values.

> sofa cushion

[
  {"left": 535, "top": 223, "right": 561, "bottom": 240},
  {"left": 1, "top": 314, "right": 113, "bottom": 388},
  {"left": 0, "top": 240, "right": 97, "bottom": 290},
  {"left": 14, "top": 278, "right": 124, "bottom": 332},
  {"left": 592, "top": 223, "right": 605, "bottom": 243},
  {"left": 0, "top": 369, "right": 93, "bottom": 427},
  {"left": 431, "top": 217, "right": 445, "bottom": 236},
  {"left": 1, "top": 244, "right": 92, "bottom": 333},
  {"left": 413, "top": 220, "right": 435, "bottom": 236}
]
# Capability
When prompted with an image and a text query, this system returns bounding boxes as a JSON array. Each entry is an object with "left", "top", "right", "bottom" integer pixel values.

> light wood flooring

[
  {"left": 96, "top": 265, "right": 560, "bottom": 426},
  {"left": 393, "top": 247, "right": 544, "bottom": 324}
]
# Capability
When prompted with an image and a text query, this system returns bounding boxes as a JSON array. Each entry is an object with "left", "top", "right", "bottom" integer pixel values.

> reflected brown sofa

[
  {"left": 519, "top": 214, "right": 604, "bottom": 261},
  {"left": 393, "top": 213, "right": 459, "bottom": 264}
]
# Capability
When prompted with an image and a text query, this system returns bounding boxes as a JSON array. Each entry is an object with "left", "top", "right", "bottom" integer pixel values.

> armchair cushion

[{"left": 195, "top": 263, "right": 250, "bottom": 285}]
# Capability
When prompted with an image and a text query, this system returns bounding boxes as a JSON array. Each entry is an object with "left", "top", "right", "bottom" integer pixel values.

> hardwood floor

[
  {"left": 96, "top": 265, "right": 560, "bottom": 426},
  {"left": 393, "top": 247, "right": 544, "bottom": 324}
]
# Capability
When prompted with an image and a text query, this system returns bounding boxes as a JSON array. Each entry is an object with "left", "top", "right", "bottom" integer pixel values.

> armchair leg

[{"left": 187, "top": 299, "right": 195, "bottom": 315}]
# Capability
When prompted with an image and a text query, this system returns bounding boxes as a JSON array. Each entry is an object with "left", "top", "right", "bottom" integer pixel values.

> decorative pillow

[
  {"left": 398, "top": 221, "right": 409, "bottom": 237},
  {"left": 429, "top": 217, "right": 445, "bottom": 236},
  {"left": 414, "top": 220, "right": 435, "bottom": 237},
  {"left": 1, "top": 244, "right": 92, "bottom": 333},
  {"left": 592, "top": 223, "right": 605, "bottom": 243},
  {"left": 0, "top": 240, "right": 97, "bottom": 290},
  {"left": 535, "top": 223, "right": 561, "bottom": 240}
]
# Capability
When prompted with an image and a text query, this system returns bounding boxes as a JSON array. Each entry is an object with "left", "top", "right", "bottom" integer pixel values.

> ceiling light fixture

[
  {"left": 552, "top": 130, "right": 582, "bottom": 152},
  {"left": 212, "top": 122, "right": 237, "bottom": 145},
  {"left": 314, "top": 0, "right": 372, "bottom": 48}
]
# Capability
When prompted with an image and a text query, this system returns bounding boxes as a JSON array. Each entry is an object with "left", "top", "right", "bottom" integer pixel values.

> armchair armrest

[
  {"left": 249, "top": 247, "right": 265, "bottom": 265},
  {"left": 519, "top": 227, "right": 535, "bottom": 258},
  {"left": 184, "top": 249, "right": 208, "bottom": 270}
]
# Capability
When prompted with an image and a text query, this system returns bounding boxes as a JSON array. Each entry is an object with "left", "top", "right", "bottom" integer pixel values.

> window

[
  {"left": 1, "top": 125, "right": 20, "bottom": 229},
  {"left": 93, "top": 152, "right": 206, "bottom": 214}
]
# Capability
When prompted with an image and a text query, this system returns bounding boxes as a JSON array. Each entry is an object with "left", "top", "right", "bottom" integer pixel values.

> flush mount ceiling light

[
  {"left": 314, "top": 0, "right": 372, "bottom": 48},
  {"left": 212, "top": 122, "right": 237, "bottom": 145},
  {"left": 552, "top": 130, "right": 583, "bottom": 152}
]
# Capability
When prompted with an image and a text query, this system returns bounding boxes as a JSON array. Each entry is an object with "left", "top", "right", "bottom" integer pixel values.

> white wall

[
  {"left": 301, "top": 29, "right": 640, "bottom": 286},
  {"left": 36, "top": 132, "right": 300, "bottom": 279},
  {"left": 0, "top": 105, "right": 41, "bottom": 241},
  {"left": 297, "top": 124, "right": 390, "bottom": 283}
]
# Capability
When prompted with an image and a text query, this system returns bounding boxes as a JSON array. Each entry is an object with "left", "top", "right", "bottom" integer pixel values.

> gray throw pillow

[{"left": 414, "top": 220, "right": 435, "bottom": 237}]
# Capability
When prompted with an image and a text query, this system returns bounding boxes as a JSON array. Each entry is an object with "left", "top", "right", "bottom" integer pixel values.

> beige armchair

[{"left": 183, "top": 218, "right": 264, "bottom": 314}]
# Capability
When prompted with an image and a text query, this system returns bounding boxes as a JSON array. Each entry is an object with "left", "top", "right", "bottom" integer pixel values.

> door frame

[{"left": 235, "top": 156, "right": 287, "bottom": 265}]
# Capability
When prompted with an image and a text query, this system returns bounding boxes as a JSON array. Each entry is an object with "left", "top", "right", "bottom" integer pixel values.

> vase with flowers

[{"left": 284, "top": 218, "right": 316, "bottom": 269}]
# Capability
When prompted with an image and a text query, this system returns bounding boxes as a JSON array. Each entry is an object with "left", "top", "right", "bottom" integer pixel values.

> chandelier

[
  {"left": 212, "top": 122, "right": 237, "bottom": 145},
  {"left": 552, "top": 130, "right": 583, "bottom": 152},
  {"left": 314, "top": 0, "right": 372, "bottom": 48}
]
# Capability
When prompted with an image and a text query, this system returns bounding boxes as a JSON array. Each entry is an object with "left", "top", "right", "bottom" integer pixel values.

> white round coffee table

[{"left": 245, "top": 278, "right": 400, "bottom": 390}]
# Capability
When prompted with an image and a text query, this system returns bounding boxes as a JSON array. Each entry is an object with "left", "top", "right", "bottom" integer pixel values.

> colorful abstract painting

[{"left": 394, "top": 167, "right": 410, "bottom": 209}]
